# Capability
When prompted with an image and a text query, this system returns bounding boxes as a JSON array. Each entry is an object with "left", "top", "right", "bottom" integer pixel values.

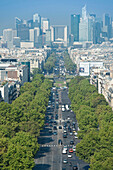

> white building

[
  {"left": 0, "top": 82, "right": 8, "bottom": 103},
  {"left": 29, "top": 29, "right": 34, "bottom": 42},
  {"left": 79, "top": 61, "right": 103, "bottom": 76},
  {"left": 41, "top": 18, "right": 50, "bottom": 33},
  {"left": 20, "top": 42, "right": 34, "bottom": 48}
]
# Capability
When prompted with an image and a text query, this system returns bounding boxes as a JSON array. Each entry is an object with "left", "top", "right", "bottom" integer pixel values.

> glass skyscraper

[{"left": 71, "top": 14, "right": 80, "bottom": 41}]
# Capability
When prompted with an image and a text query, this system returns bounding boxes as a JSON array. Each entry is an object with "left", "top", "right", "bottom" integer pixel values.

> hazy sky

[{"left": 0, "top": 0, "right": 113, "bottom": 35}]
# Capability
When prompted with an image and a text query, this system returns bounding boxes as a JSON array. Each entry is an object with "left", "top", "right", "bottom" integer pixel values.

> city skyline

[{"left": 0, "top": 0, "right": 113, "bottom": 35}]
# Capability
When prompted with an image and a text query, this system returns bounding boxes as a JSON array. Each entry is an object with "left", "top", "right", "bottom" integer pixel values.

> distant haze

[{"left": 0, "top": 0, "right": 113, "bottom": 35}]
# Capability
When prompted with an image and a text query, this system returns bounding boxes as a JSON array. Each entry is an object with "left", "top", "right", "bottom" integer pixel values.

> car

[
  {"left": 62, "top": 149, "right": 67, "bottom": 154},
  {"left": 67, "top": 120, "right": 70, "bottom": 124},
  {"left": 53, "top": 131, "right": 57, "bottom": 135},
  {"left": 58, "top": 139, "right": 63, "bottom": 145},
  {"left": 73, "top": 165, "right": 78, "bottom": 170},
  {"left": 69, "top": 148, "right": 73, "bottom": 153},
  {"left": 70, "top": 141, "right": 74, "bottom": 145},
  {"left": 53, "top": 121, "right": 57, "bottom": 125},
  {"left": 53, "top": 126, "right": 57, "bottom": 130},
  {"left": 68, "top": 154, "right": 72, "bottom": 158},
  {"left": 64, "top": 130, "right": 67, "bottom": 133},
  {"left": 63, "top": 159, "right": 68, "bottom": 164},
  {"left": 75, "top": 136, "right": 78, "bottom": 139},
  {"left": 73, "top": 146, "right": 76, "bottom": 152},
  {"left": 49, "top": 129, "right": 52, "bottom": 133},
  {"left": 59, "top": 126, "right": 62, "bottom": 129},
  {"left": 74, "top": 132, "right": 78, "bottom": 135},
  {"left": 70, "top": 132, "right": 73, "bottom": 135},
  {"left": 63, "top": 134, "right": 67, "bottom": 138},
  {"left": 63, "top": 145, "right": 67, "bottom": 151}
]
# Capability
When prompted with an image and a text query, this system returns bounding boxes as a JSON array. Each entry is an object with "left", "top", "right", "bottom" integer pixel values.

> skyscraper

[
  {"left": 82, "top": 5, "right": 87, "bottom": 20},
  {"left": 102, "top": 14, "right": 112, "bottom": 39},
  {"left": 41, "top": 18, "right": 50, "bottom": 33},
  {"left": 33, "top": 14, "right": 41, "bottom": 28},
  {"left": 71, "top": 14, "right": 80, "bottom": 41},
  {"left": 79, "top": 5, "right": 94, "bottom": 42}
]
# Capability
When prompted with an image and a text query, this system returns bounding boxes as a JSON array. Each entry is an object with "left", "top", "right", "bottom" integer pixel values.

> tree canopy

[
  {"left": 0, "top": 74, "right": 52, "bottom": 169},
  {"left": 69, "top": 76, "right": 113, "bottom": 169}
]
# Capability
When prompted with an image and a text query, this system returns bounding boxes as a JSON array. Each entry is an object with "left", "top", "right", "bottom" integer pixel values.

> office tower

[
  {"left": 41, "top": 18, "right": 50, "bottom": 33},
  {"left": 45, "top": 29, "right": 51, "bottom": 46},
  {"left": 13, "top": 37, "right": 20, "bottom": 48},
  {"left": 93, "top": 21, "right": 101, "bottom": 44},
  {"left": 79, "top": 5, "right": 94, "bottom": 42},
  {"left": 3, "top": 29, "right": 13, "bottom": 42},
  {"left": 27, "top": 20, "right": 33, "bottom": 29},
  {"left": 69, "top": 34, "right": 74, "bottom": 46},
  {"left": 33, "top": 13, "right": 41, "bottom": 28},
  {"left": 15, "top": 17, "right": 29, "bottom": 41},
  {"left": 34, "top": 27, "right": 40, "bottom": 43},
  {"left": 50, "top": 26, "right": 55, "bottom": 42},
  {"left": 82, "top": 5, "right": 87, "bottom": 20},
  {"left": 15, "top": 17, "right": 22, "bottom": 29},
  {"left": 71, "top": 14, "right": 80, "bottom": 41},
  {"left": 29, "top": 29, "right": 34, "bottom": 42},
  {"left": 17, "top": 24, "right": 29, "bottom": 41},
  {"left": 102, "top": 14, "right": 112, "bottom": 39}
]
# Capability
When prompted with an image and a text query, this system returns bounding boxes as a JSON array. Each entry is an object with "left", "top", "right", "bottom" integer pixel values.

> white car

[
  {"left": 74, "top": 132, "right": 78, "bottom": 136},
  {"left": 68, "top": 154, "right": 72, "bottom": 158},
  {"left": 70, "top": 132, "right": 73, "bottom": 135},
  {"left": 62, "top": 149, "right": 67, "bottom": 154},
  {"left": 75, "top": 136, "right": 78, "bottom": 139},
  {"left": 63, "top": 145, "right": 68, "bottom": 151},
  {"left": 73, "top": 146, "right": 76, "bottom": 152}
]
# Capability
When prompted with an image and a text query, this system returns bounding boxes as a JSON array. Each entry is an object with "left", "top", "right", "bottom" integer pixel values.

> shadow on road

[
  {"left": 38, "top": 137, "right": 54, "bottom": 144},
  {"left": 34, "top": 147, "right": 51, "bottom": 159},
  {"left": 33, "top": 164, "right": 51, "bottom": 170},
  {"left": 83, "top": 165, "right": 90, "bottom": 170}
]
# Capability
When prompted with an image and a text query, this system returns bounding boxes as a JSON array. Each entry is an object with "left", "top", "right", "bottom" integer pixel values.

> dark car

[
  {"left": 59, "top": 126, "right": 62, "bottom": 129},
  {"left": 58, "top": 139, "right": 63, "bottom": 145},
  {"left": 53, "top": 131, "right": 57, "bottom": 135},
  {"left": 70, "top": 141, "right": 74, "bottom": 145},
  {"left": 73, "top": 165, "right": 78, "bottom": 170},
  {"left": 53, "top": 126, "right": 57, "bottom": 130},
  {"left": 63, "top": 134, "right": 67, "bottom": 138}
]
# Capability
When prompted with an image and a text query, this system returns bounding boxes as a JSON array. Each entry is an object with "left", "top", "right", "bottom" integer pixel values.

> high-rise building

[
  {"left": 79, "top": 5, "right": 95, "bottom": 42},
  {"left": 15, "top": 17, "right": 22, "bottom": 29},
  {"left": 45, "top": 29, "right": 51, "bottom": 46},
  {"left": 33, "top": 14, "right": 41, "bottom": 28},
  {"left": 34, "top": 27, "right": 40, "bottom": 43},
  {"left": 71, "top": 14, "right": 80, "bottom": 41},
  {"left": 102, "top": 14, "right": 112, "bottom": 39},
  {"left": 17, "top": 24, "right": 29, "bottom": 41},
  {"left": 29, "top": 29, "right": 34, "bottom": 42},
  {"left": 82, "top": 5, "right": 87, "bottom": 20},
  {"left": 3, "top": 29, "right": 13, "bottom": 42},
  {"left": 41, "top": 18, "right": 50, "bottom": 33}
]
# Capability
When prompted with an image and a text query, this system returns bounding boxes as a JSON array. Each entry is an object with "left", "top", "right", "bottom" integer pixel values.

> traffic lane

[{"left": 34, "top": 146, "right": 51, "bottom": 170}]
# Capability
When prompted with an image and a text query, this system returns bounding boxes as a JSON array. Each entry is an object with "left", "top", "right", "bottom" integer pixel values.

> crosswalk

[{"left": 41, "top": 144, "right": 74, "bottom": 147}]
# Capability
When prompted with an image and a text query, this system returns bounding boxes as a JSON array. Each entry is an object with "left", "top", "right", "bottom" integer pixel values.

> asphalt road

[{"left": 33, "top": 87, "right": 90, "bottom": 170}]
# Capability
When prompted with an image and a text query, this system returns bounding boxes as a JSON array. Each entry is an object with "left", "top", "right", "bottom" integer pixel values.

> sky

[{"left": 0, "top": 0, "right": 113, "bottom": 35}]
